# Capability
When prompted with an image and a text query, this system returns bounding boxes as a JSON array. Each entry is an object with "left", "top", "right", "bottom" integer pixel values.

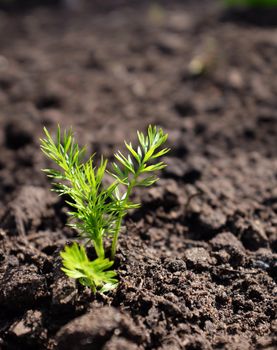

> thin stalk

[
  {"left": 88, "top": 279, "right": 96, "bottom": 293},
  {"left": 94, "top": 236, "right": 105, "bottom": 259},
  {"left": 110, "top": 176, "right": 137, "bottom": 260},
  {"left": 110, "top": 215, "right": 124, "bottom": 260}
]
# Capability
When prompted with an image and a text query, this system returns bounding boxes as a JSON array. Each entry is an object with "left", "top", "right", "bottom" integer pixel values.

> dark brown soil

[{"left": 0, "top": 1, "right": 276, "bottom": 349}]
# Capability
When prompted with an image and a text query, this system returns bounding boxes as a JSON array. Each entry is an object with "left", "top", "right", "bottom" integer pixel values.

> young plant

[{"left": 41, "top": 125, "right": 169, "bottom": 292}]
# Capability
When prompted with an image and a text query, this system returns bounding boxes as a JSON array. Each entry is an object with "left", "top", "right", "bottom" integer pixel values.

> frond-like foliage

[
  {"left": 112, "top": 125, "right": 169, "bottom": 186},
  {"left": 41, "top": 124, "right": 169, "bottom": 290},
  {"left": 60, "top": 243, "right": 118, "bottom": 293},
  {"left": 109, "top": 125, "right": 170, "bottom": 259},
  {"left": 41, "top": 126, "right": 120, "bottom": 258}
]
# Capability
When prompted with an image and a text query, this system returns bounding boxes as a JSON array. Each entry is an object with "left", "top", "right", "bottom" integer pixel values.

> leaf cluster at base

[{"left": 61, "top": 243, "right": 117, "bottom": 293}]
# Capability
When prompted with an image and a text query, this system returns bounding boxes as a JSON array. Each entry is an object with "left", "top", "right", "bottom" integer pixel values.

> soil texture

[{"left": 0, "top": 1, "right": 276, "bottom": 349}]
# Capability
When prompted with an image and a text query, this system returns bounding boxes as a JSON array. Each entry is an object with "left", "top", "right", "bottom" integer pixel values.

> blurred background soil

[{"left": 0, "top": 1, "right": 276, "bottom": 349}]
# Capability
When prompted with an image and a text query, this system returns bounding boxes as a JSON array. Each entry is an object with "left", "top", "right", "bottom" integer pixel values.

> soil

[{"left": 0, "top": 1, "right": 276, "bottom": 349}]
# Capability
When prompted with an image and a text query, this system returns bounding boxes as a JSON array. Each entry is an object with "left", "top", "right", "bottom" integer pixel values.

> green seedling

[{"left": 41, "top": 125, "right": 169, "bottom": 292}]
